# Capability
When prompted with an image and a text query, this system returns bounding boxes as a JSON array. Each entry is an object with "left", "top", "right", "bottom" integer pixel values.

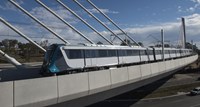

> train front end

[{"left": 40, "top": 44, "right": 66, "bottom": 75}]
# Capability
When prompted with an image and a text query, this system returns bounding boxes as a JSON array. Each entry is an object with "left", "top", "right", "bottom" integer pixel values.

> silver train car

[{"left": 41, "top": 44, "right": 193, "bottom": 74}]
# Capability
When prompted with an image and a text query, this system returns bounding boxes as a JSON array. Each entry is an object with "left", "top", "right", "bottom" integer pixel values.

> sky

[{"left": 0, "top": 0, "right": 200, "bottom": 48}]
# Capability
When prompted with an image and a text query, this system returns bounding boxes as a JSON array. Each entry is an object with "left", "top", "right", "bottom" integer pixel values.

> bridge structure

[
  {"left": 0, "top": 0, "right": 199, "bottom": 107},
  {"left": 0, "top": 54, "right": 197, "bottom": 107}
]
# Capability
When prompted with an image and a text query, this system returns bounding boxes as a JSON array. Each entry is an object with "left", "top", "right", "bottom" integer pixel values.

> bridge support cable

[
  {"left": 56, "top": 0, "right": 113, "bottom": 45},
  {"left": 0, "top": 17, "right": 46, "bottom": 52},
  {"left": 87, "top": 0, "right": 140, "bottom": 46},
  {"left": 9, "top": 0, "right": 70, "bottom": 45},
  {"left": 36, "top": 0, "right": 95, "bottom": 45},
  {"left": 0, "top": 49, "right": 23, "bottom": 69},
  {"left": 73, "top": 0, "right": 129, "bottom": 46}
]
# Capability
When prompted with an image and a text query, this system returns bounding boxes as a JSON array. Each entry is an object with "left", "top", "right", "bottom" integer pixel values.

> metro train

[{"left": 40, "top": 44, "right": 193, "bottom": 74}]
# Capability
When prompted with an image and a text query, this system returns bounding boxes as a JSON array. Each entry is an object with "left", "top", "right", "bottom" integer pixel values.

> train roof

[{"left": 50, "top": 44, "right": 191, "bottom": 51}]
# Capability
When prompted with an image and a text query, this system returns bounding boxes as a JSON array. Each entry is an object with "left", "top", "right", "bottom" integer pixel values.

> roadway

[
  {"left": 133, "top": 94, "right": 200, "bottom": 107},
  {"left": 0, "top": 62, "right": 42, "bottom": 82},
  {"left": 88, "top": 94, "right": 200, "bottom": 107}
]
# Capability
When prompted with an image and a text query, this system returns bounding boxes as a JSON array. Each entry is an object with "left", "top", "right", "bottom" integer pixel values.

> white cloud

[
  {"left": 187, "top": 7, "right": 195, "bottom": 12},
  {"left": 95, "top": 14, "right": 200, "bottom": 47},
  {"left": 186, "top": 0, "right": 200, "bottom": 12},
  {"left": 178, "top": 6, "right": 182, "bottom": 12},
  {"left": 191, "top": 0, "right": 200, "bottom": 3},
  {"left": 30, "top": 6, "right": 79, "bottom": 25},
  {"left": 178, "top": 0, "right": 200, "bottom": 13},
  {"left": 87, "top": 8, "right": 119, "bottom": 14},
  {"left": 0, "top": 0, "right": 24, "bottom": 11},
  {"left": 27, "top": 6, "right": 87, "bottom": 44}
]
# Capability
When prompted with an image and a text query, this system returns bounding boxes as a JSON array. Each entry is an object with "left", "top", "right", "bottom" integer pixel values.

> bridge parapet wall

[
  {"left": 128, "top": 65, "right": 141, "bottom": 83},
  {"left": 88, "top": 70, "right": 111, "bottom": 95},
  {"left": 57, "top": 73, "right": 89, "bottom": 103},
  {"left": 0, "top": 81, "right": 13, "bottom": 107},
  {"left": 14, "top": 77, "right": 58, "bottom": 107},
  {"left": 140, "top": 64, "right": 152, "bottom": 79},
  {"left": 110, "top": 67, "right": 129, "bottom": 88}
]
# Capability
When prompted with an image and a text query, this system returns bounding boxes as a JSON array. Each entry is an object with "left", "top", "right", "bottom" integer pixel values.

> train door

[
  {"left": 118, "top": 50, "right": 125, "bottom": 64},
  {"left": 91, "top": 50, "right": 97, "bottom": 66},
  {"left": 84, "top": 50, "right": 97, "bottom": 67},
  {"left": 168, "top": 50, "right": 171, "bottom": 59}
]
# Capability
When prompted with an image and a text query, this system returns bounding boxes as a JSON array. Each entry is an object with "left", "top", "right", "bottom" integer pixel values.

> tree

[
  {"left": 2, "top": 39, "right": 10, "bottom": 48},
  {"left": 97, "top": 41, "right": 103, "bottom": 45},
  {"left": 138, "top": 42, "right": 143, "bottom": 47},
  {"left": 40, "top": 40, "right": 49, "bottom": 49},
  {"left": 120, "top": 39, "right": 131, "bottom": 46},
  {"left": 9, "top": 39, "right": 18, "bottom": 48}
]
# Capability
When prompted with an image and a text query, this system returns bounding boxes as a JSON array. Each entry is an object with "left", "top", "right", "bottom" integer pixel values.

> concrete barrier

[
  {"left": 180, "top": 58, "right": 186, "bottom": 66},
  {"left": 14, "top": 77, "right": 57, "bottom": 107},
  {"left": 158, "top": 61, "right": 166, "bottom": 73},
  {"left": 128, "top": 65, "right": 141, "bottom": 83},
  {"left": 140, "top": 64, "right": 151, "bottom": 79},
  {"left": 194, "top": 55, "right": 198, "bottom": 62},
  {"left": 110, "top": 67, "right": 128, "bottom": 88},
  {"left": 151, "top": 63, "right": 159, "bottom": 76},
  {"left": 88, "top": 70, "right": 111, "bottom": 94},
  {"left": 165, "top": 61, "right": 171, "bottom": 71},
  {"left": 174, "top": 59, "right": 180, "bottom": 68},
  {"left": 58, "top": 73, "right": 89, "bottom": 103},
  {"left": 184, "top": 57, "right": 189, "bottom": 65},
  {"left": 179, "top": 59, "right": 183, "bottom": 66},
  {"left": 0, "top": 81, "right": 13, "bottom": 107},
  {"left": 170, "top": 60, "right": 175, "bottom": 70},
  {"left": 189, "top": 56, "right": 193, "bottom": 63}
]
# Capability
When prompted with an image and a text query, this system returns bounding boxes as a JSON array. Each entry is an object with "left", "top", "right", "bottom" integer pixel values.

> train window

[
  {"left": 108, "top": 50, "right": 117, "bottom": 57},
  {"left": 98, "top": 50, "right": 108, "bottom": 57},
  {"left": 180, "top": 50, "right": 183, "bottom": 54},
  {"left": 85, "top": 50, "right": 97, "bottom": 58},
  {"left": 155, "top": 50, "right": 158, "bottom": 55},
  {"left": 85, "top": 50, "right": 91, "bottom": 58},
  {"left": 164, "top": 50, "right": 169, "bottom": 54},
  {"left": 140, "top": 50, "right": 145, "bottom": 55},
  {"left": 169, "top": 50, "right": 172, "bottom": 54},
  {"left": 147, "top": 50, "right": 153, "bottom": 55},
  {"left": 118, "top": 50, "right": 126, "bottom": 56},
  {"left": 156, "top": 50, "right": 161, "bottom": 55},
  {"left": 127, "top": 50, "right": 133, "bottom": 56},
  {"left": 65, "top": 49, "right": 83, "bottom": 59},
  {"left": 133, "top": 50, "right": 140, "bottom": 56}
]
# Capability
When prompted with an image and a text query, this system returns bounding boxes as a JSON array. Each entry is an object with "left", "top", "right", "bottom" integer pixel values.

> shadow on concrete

[{"left": 87, "top": 74, "right": 176, "bottom": 107}]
